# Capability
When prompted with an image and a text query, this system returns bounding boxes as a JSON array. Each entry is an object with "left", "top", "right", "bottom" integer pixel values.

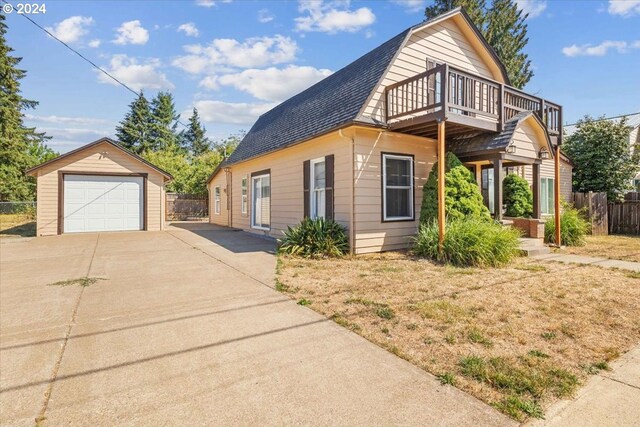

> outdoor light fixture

[
  {"left": 539, "top": 148, "right": 550, "bottom": 159},
  {"left": 506, "top": 143, "right": 517, "bottom": 154}
]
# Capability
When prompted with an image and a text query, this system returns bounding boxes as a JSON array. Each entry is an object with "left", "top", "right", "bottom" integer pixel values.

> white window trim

[
  {"left": 214, "top": 186, "right": 221, "bottom": 215},
  {"left": 251, "top": 173, "right": 270, "bottom": 231},
  {"left": 382, "top": 154, "right": 414, "bottom": 221},
  {"left": 310, "top": 157, "right": 326, "bottom": 219},
  {"left": 241, "top": 176, "right": 248, "bottom": 215}
]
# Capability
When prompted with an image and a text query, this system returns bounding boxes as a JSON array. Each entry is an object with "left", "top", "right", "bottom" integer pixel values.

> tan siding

[
  {"left": 522, "top": 158, "right": 573, "bottom": 205},
  {"left": 511, "top": 120, "right": 545, "bottom": 159},
  {"left": 209, "top": 172, "right": 229, "bottom": 226},
  {"left": 34, "top": 141, "right": 166, "bottom": 236},
  {"left": 363, "top": 18, "right": 504, "bottom": 122},
  {"left": 353, "top": 128, "right": 436, "bottom": 254},
  {"left": 207, "top": 131, "right": 352, "bottom": 241}
]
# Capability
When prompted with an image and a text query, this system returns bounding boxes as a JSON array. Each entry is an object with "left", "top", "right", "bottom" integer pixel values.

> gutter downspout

[{"left": 339, "top": 128, "right": 356, "bottom": 255}]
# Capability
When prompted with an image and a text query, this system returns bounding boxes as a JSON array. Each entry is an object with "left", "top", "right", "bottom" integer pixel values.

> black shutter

[
  {"left": 325, "top": 154, "right": 334, "bottom": 220},
  {"left": 303, "top": 160, "right": 310, "bottom": 218}
]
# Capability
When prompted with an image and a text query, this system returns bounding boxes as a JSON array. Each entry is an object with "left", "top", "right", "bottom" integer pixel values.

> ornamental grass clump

[
  {"left": 414, "top": 218, "right": 521, "bottom": 267},
  {"left": 545, "top": 202, "right": 590, "bottom": 246},
  {"left": 278, "top": 217, "right": 349, "bottom": 258}
]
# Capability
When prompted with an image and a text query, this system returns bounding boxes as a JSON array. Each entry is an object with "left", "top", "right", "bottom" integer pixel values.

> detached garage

[{"left": 26, "top": 137, "right": 172, "bottom": 236}]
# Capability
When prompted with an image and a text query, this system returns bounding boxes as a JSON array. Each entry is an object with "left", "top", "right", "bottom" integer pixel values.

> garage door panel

[{"left": 64, "top": 175, "right": 144, "bottom": 233}]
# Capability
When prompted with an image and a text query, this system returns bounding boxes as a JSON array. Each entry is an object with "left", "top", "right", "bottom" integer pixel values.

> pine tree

[
  {"left": 485, "top": 0, "right": 532, "bottom": 89},
  {"left": 115, "top": 92, "right": 151, "bottom": 154},
  {"left": 149, "top": 91, "right": 179, "bottom": 152},
  {"left": 0, "top": 13, "right": 52, "bottom": 201},
  {"left": 425, "top": 0, "right": 486, "bottom": 28},
  {"left": 183, "top": 108, "right": 210, "bottom": 156},
  {"left": 424, "top": 0, "right": 532, "bottom": 89}
]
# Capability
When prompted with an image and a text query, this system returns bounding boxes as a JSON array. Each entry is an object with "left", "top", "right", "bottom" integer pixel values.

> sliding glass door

[{"left": 251, "top": 173, "right": 271, "bottom": 230}]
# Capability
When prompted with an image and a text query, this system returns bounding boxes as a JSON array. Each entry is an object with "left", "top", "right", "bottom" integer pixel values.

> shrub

[
  {"left": 544, "top": 203, "right": 590, "bottom": 246},
  {"left": 503, "top": 174, "right": 533, "bottom": 217},
  {"left": 413, "top": 218, "right": 521, "bottom": 267},
  {"left": 420, "top": 153, "right": 490, "bottom": 224},
  {"left": 278, "top": 217, "right": 349, "bottom": 258}
]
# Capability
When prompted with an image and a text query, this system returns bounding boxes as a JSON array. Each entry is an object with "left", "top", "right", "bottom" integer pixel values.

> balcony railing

[{"left": 385, "top": 63, "right": 562, "bottom": 137}]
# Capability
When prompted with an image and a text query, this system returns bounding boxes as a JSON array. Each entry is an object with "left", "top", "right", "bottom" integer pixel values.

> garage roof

[{"left": 26, "top": 137, "right": 173, "bottom": 180}]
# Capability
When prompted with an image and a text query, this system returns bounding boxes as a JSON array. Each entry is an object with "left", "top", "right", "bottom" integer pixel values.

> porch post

[
  {"left": 554, "top": 145, "right": 562, "bottom": 245},
  {"left": 532, "top": 162, "right": 541, "bottom": 219},
  {"left": 493, "top": 157, "right": 503, "bottom": 221},
  {"left": 437, "top": 120, "right": 446, "bottom": 251}
]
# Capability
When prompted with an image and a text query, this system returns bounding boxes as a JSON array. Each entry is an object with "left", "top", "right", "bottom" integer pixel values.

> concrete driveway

[{"left": 0, "top": 224, "right": 514, "bottom": 426}]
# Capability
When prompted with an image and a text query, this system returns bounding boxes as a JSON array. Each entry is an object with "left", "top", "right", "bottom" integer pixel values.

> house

[
  {"left": 207, "top": 8, "right": 571, "bottom": 254},
  {"left": 26, "top": 138, "right": 172, "bottom": 236},
  {"left": 564, "top": 112, "right": 640, "bottom": 191}
]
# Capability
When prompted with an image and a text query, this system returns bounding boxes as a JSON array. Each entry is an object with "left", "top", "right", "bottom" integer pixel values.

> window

[
  {"left": 241, "top": 177, "right": 248, "bottom": 215},
  {"left": 540, "top": 177, "right": 555, "bottom": 215},
  {"left": 214, "top": 186, "right": 221, "bottom": 215},
  {"left": 251, "top": 173, "right": 270, "bottom": 230},
  {"left": 634, "top": 178, "right": 640, "bottom": 192},
  {"left": 310, "top": 158, "right": 326, "bottom": 219},
  {"left": 382, "top": 154, "right": 414, "bottom": 221}
]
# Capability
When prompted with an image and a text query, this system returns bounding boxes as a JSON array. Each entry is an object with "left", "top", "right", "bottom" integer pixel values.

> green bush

[
  {"left": 413, "top": 218, "right": 521, "bottom": 267},
  {"left": 544, "top": 203, "right": 590, "bottom": 246},
  {"left": 420, "top": 153, "right": 490, "bottom": 224},
  {"left": 278, "top": 217, "right": 349, "bottom": 258},
  {"left": 503, "top": 174, "right": 533, "bottom": 218}
]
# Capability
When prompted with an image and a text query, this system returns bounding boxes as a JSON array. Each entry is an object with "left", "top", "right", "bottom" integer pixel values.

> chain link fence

[{"left": 0, "top": 201, "right": 37, "bottom": 218}]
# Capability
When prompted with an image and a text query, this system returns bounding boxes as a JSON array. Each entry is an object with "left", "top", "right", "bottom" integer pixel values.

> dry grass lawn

[
  {"left": 560, "top": 235, "right": 640, "bottom": 263},
  {"left": 0, "top": 214, "right": 36, "bottom": 238},
  {"left": 277, "top": 253, "right": 640, "bottom": 421}
]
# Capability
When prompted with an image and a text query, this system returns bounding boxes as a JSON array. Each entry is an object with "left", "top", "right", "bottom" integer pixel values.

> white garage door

[{"left": 63, "top": 175, "right": 144, "bottom": 233}]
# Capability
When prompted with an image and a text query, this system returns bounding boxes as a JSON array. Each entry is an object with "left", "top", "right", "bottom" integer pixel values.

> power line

[{"left": 3, "top": 1, "right": 188, "bottom": 128}]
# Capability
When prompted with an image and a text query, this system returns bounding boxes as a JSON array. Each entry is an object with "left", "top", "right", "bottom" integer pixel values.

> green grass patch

[
  {"left": 586, "top": 361, "right": 611, "bottom": 375},
  {"left": 626, "top": 271, "right": 640, "bottom": 279},
  {"left": 467, "top": 327, "right": 493, "bottom": 347},
  {"left": 297, "top": 298, "right": 312, "bottom": 306},
  {"left": 375, "top": 305, "right": 395, "bottom": 320},
  {"left": 541, "top": 331, "right": 557, "bottom": 340},
  {"left": 437, "top": 372, "right": 457, "bottom": 386},
  {"left": 416, "top": 300, "right": 468, "bottom": 323},
  {"left": 528, "top": 350, "right": 550, "bottom": 359},
  {"left": 494, "top": 395, "right": 544, "bottom": 421},
  {"left": 47, "top": 277, "right": 104, "bottom": 288}
]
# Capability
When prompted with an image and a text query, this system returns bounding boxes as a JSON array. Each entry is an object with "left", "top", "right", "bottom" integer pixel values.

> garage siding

[{"left": 34, "top": 141, "right": 166, "bottom": 236}]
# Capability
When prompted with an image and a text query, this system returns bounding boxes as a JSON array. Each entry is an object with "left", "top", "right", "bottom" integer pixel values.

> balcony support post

[
  {"left": 437, "top": 119, "right": 446, "bottom": 252},
  {"left": 554, "top": 145, "right": 562, "bottom": 246}
]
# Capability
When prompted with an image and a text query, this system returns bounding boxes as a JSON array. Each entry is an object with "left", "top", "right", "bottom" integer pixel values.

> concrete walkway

[
  {"left": 0, "top": 225, "right": 514, "bottom": 426},
  {"left": 527, "top": 346, "right": 640, "bottom": 427},
  {"left": 532, "top": 253, "right": 640, "bottom": 272}
]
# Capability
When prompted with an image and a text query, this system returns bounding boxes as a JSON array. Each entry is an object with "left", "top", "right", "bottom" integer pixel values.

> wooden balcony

[{"left": 384, "top": 63, "right": 562, "bottom": 144}]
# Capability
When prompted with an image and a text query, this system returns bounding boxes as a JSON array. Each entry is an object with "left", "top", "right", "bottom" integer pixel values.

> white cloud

[
  {"left": 258, "top": 8, "right": 275, "bottom": 23},
  {"left": 515, "top": 0, "right": 547, "bottom": 18},
  {"left": 199, "top": 76, "right": 219, "bottom": 90},
  {"left": 113, "top": 20, "right": 149, "bottom": 45},
  {"left": 195, "top": 0, "right": 232, "bottom": 7},
  {"left": 608, "top": 0, "right": 640, "bottom": 16},
  {"left": 178, "top": 22, "right": 200, "bottom": 37},
  {"left": 192, "top": 100, "right": 275, "bottom": 125},
  {"left": 35, "top": 127, "right": 114, "bottom": 153},
  {"left": 88, "top": 39, "right": 101, "bottom": 48},
  {"left": 173, "top": 35, "right": 298, "bottom": 73},
  {"left": 25, "top": 114, "right": 111, "bottom": 126},
  {"left": 45, "top": 16, "right": 94, "bottom": 44},
  {"left": 215, "top": 65, "right": 332, "bottom": 102},
  {"left": 391, "top": 0, "right": 425, "bottom": 13},
  {"left": 295, "top": 0, "right": 376, "bottom": 34},
  {"left": 562, "top": 40, "right": 640, "bottom": 57},
  {"left": 98, "top": 55, "right": 174, "bottom": 91}
]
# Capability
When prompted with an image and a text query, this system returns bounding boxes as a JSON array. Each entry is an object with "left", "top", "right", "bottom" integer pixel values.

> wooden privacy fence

[
  {"left": 572, "top": 192, "right": 608, "bottom": 235},
  {"left": 166, "top": 193, "right": 208, "bottom": 221},
  {"left": 608, "top": 192, "right": 640, "bottom": 235},
  {"left": 572, "top": 192, "right": 640, "bottom": 236}
]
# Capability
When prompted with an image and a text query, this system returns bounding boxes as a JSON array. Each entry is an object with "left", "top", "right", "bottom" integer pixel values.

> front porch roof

[{"left": 447, "top": 111, "right": 553, "bottom": 164}]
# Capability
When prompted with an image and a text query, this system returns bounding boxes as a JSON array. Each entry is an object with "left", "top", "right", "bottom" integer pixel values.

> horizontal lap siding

[
  {"left": 354, "top": 128, "right": 436, "bottom": 254},
  {"left": 523, "top": 159, "right": 573, "bottom": 203},
  {"left": 363, "top": 19, "right": 503, "bottom": 122},
  {"left": 208, "top": 132, "right": 352, "bottom": 240},
  {"left": 35, "top": 141, "right": 165, "bottom": 236},
  {"left": 209, "top": 173, "right": 228, "bottom": 226}
]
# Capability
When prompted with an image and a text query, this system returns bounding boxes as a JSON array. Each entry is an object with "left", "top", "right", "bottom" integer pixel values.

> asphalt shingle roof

[
  {"left": 223, "top": 28, "right": 410, "bottom": 166},
  {"left": 447, "top": 111, "right": 534, "bottom": 156}
]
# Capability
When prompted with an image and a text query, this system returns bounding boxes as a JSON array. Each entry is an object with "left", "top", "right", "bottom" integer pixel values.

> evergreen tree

[
  {"left": 485, "top": 0, "right": 533, "bottom": 89},
  {"left": 424, "top": 0, "right": 533, "bottom": 88},
  {"left": 0, "top": 13, "right": 52, "bottom": 201},
  {"left": 183, "top": 108, "right": 210, "bottom": 156},
  {"left": 115, "top": 92, "right": 151, "bottom": 154},
  {"left": 149, "top": 91, "right": 179, "bottom": 151}
]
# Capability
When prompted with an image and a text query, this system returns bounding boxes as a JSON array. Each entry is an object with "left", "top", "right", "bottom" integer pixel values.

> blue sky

[{"left": 4, "top": 0, "right": 639, "bottom": 153}]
